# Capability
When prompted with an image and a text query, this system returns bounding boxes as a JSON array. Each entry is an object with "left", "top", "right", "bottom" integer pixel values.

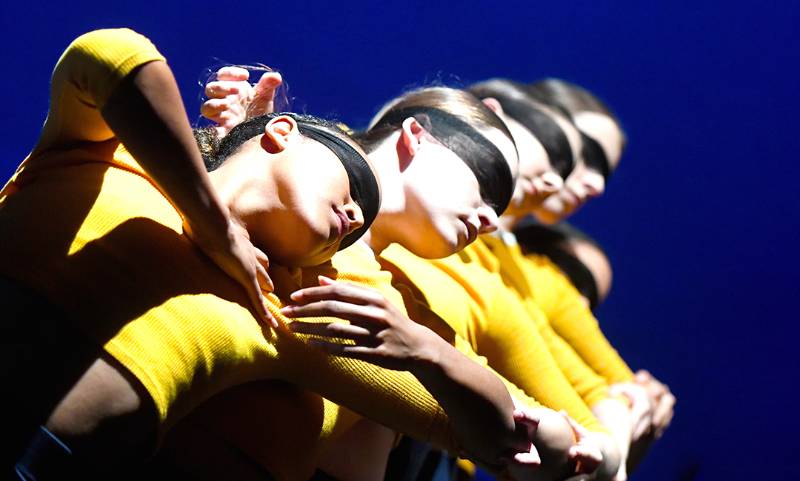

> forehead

[
  {"left": 573, "top": 111, "right": 622, "bottom": 169},
  {"left": 475, "top": 125, "right": 519, "bottom": 178}
]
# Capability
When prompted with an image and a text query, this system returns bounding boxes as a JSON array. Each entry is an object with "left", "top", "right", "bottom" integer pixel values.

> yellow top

[
  {"left": 381, "top": 243, "right": 605, "bottom": 433},
  {"left": 520, "top": 249, "right": 634, "bottom": 385},
  {"left": 175, "top": 242, "right": 543, "bottom": 481},
  {"left": 474, "top": 234, "right": 613, "bottom": 405},
  {"left": 0, "top": 29, "right": 475, "bottom": 454}
]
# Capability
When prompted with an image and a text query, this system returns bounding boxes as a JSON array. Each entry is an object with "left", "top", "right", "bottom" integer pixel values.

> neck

[
  {"left": 362, "top": 133, "right": 407, "bottom": 255},
  {"left": 208, "top": 154, "right": 280, "bottom": 232}
]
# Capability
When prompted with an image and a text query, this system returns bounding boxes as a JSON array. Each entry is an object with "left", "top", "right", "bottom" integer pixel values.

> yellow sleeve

[
  {"left": 382, "top": 243, "right": 605, "bottom": 432},
  {"left": 36, "top": 28, "right": 166, "bottom": 151},
  {"left": 526, "top": 256, "right": 634, "bottom": 384},
  {"left": 397, "top": 284, "right": 543, "bottom": 412},
  {"left": 478, "top": 237, "right": 611, "bottom": 406},
  {"left": 536, "top": 321, "right": 610, "bottom": 407},
  {"left": 276, "top": 243, "right": 457, "bottom": 451},
  {"left": 468, "top": 271, "right": 606, "bottom": 433}
]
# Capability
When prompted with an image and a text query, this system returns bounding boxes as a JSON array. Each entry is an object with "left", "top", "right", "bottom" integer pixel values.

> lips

[{"left": 333, "top": 208, "right": 350, "bottom": 239}]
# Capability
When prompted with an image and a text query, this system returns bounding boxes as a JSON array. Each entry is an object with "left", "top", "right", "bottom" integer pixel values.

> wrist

[{"left": 408, "top": 326, "right": 446, "bottom": 379}]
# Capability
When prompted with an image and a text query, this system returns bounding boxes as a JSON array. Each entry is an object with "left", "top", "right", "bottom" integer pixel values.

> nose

[
  {"left": 538, "top": 171, "right": 564, "bottom": 194},
  {"left": 476, "top": 205, "right": 499, "bottom": 234},
  {"left": 343, "top": 201, "right": 364, "bottom": 234}
]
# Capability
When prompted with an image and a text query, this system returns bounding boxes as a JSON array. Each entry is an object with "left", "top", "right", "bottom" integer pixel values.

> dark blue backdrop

[{"left": 2, "top": 2, "right": 798, "bottom": 480}]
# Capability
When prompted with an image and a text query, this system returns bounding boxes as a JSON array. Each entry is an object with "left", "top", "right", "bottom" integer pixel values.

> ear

[
  {"left": 261, "top": 115, "right": 300, "bottom": 153},
  {"left": 397, "top": 116, "right": 427, "bottom": 171},
  {"left": 482, "top": 97, "right": 504, "bottom": 115}
]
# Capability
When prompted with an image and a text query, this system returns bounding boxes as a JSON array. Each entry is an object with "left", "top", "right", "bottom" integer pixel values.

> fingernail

[{"left": 290, "top": 291, "right": 302, "bottom": 301}]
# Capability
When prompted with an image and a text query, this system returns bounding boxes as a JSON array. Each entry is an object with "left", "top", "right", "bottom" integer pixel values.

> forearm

[
  {"left": 411, "top": 332, "right": 520, "bottom": 466},
  {"left": 592, "top": 398, "right": 631, "bottom": 477},
  {"left": 101, "top": 60, "right": 231, "bottom": 238}
]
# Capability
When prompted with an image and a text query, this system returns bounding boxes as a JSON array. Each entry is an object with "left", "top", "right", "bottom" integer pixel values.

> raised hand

[{"left": 201, "top": 66, "right": 283, "bottom": 138}]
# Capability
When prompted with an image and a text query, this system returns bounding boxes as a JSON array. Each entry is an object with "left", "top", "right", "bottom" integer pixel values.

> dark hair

[
  {"left": 513, "top": 221, "right": 604, "bottom": 310},
  {"left": 194, "top": 113, "right": 380, "bottom": 250},
  {"left": 527, "top": 79, "right": 626, "bottom": 178},
  {"left": 355, "top": 87, "right": 516, "bottom": 215},
  {"left": 467, "top": 79, "right": 575, "bottom": 179}
]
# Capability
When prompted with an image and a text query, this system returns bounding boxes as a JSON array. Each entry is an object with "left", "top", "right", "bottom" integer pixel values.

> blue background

[{"left": 2, "top": 2, "right": 798, "bottom": 480}]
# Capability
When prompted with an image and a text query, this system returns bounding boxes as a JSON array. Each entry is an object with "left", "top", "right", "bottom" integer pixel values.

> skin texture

[
  {"left": 38, "top": 51, "right": 371, "bottom": 474},
  {"left": 482, "top": 98, "right": 564, "bottom": 217},
  {"left": 365, "top": 117, "right": 515, "bottom": 258}
]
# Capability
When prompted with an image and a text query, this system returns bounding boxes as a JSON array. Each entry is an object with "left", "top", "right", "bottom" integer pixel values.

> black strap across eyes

[
  {"left": 579, "top": 132, "right": 611, "bottom": 181},
  {"left": 372, "top": 106, "right": 514, "bottom": 215},
  {"left": 493, "top": 97, "right": 575, "bottom": 179},
  {"left": 298, "top": 123, "right": 380, "bottom": 250}
]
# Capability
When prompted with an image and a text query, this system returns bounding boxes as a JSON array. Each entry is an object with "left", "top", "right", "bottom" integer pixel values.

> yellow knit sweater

[{"left": 0, "top": 29, "right": 475, "bottom": 454}]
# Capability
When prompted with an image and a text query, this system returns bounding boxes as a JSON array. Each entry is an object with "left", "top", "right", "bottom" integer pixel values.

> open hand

[
  {"left": 282, "top": 276, "right": 437, "bottom": 371},
  {"left": 201, "top": 66, "right": 283, "bottom": 138}
]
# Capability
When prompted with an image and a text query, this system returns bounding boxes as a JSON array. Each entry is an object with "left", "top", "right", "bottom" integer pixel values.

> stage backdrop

[{"left": 2, "top": 2, "right": 798, "bottom": 480}]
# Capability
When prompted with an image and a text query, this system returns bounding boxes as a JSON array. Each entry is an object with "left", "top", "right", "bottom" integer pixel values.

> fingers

[
  {"left": 653, "top": 392, "right": 675, "bottom": 437},
  {"left": 215, "top": 66, "right": 250, "bottom": 81},
  {"left": 307, "top": 339, "right": 377, "bottom": 361},
  {"left": 253, "top": 247, "right": 273, "bottom": 292},
  {"left": 281, "top": 300, "right": 384, "bottom": 326},
  {"left": 289, "top": 280, "right": 386, "bottom": 307},
  {"left": 251, "top": 71, "right": 283, "bottom": 115},
  {"left": 245, "top": 277, "right": 278, "bottom": 329},
  {"left": 512, "top": 449, "right": 541, "bottom": 466},
  {"left": 563, "top": 413, "right": 590, "bottom": 440},
  {"left": 512, "top": 408, "right": 542, "bottom": 428},
  {"left": 288, "top": 320, "right": 373, "bottom": 342},
  {"left": 569, "top": 443, "right": 602, "bottom": 474}
]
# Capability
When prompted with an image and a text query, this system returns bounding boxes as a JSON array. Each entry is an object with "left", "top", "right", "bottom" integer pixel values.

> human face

[
  {"left": 396, "top": 125, "right": 518, "bottom": 259},
  {"left": 567, "top": 238, "right": 612, "bottom": 306},
  {"left": 573, "top": 111, "right": 623, "bottom": 172},
  {"left": 260, "top": 135, "right": 369, "bottom": 267},
  {"left": 531, "top": 115, "right": 599, "bottom": 224},
  {"left": 499, "top": 112, "right": 563, "bottom": 216}
]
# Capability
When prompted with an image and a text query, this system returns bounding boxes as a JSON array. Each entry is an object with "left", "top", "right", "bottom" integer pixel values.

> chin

[
  {"left": 404, "top": 236, "right": 458, "bottom": 260},
  {"left": 532, "top": 208, "right": 564, "bottom": 225}
]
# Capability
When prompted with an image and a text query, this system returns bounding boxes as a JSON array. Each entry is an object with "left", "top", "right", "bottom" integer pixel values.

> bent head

[
  {"left": 468, "top": 79, "right": 576, "bottom": 215},
  {"left": 527, "top": 79, "right": 626, "bottom": 222},
  {"left": 205, "top": 113, "right": 380, "bottom": 267},
  {"left": 357, "top": 87, "right": 518, "bottom": 258},
  {"left": 513, "top": 221, "right": 611, "bottom": 309}
]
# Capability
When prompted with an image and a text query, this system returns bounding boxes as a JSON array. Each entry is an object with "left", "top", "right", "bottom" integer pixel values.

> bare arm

[{"left": 283, "top": 276, "right": 524, "bottom": 466}]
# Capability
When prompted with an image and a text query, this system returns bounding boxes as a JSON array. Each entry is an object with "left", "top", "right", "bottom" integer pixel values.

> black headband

[
  {"left": 298, "top": 123, "right": 380, "bottom": 250},
  {"left": 498, "top": 99, "right": 575, "bottom": 180},
  {"left": 513, "top": 221, "right": 600, "bottom": 309},
  {"left": 579, "top": 132, "right": 611, "bottom": 181},
  {"left": 372, "top": 106, "right": 514, "bottom": 215}
]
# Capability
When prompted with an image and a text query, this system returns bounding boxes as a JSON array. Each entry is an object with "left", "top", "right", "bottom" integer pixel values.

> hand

[
  {"left": 609, "top": 383, "right": 653, "bottom": 442},
  {"left": 634, "top": 370, "right": 675, "bottom": 438},
  {"left": 201, "top": 66, "right": 283, "bottom": 138},
  {"left": 282, "top": 276, "right": 439, "bottom": 371},
  {"left": 183, "top": 217, "right": 278, "bottom": 328},
  {"left": 562, "top": 415, "right": 604, "bottom": 477}
]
